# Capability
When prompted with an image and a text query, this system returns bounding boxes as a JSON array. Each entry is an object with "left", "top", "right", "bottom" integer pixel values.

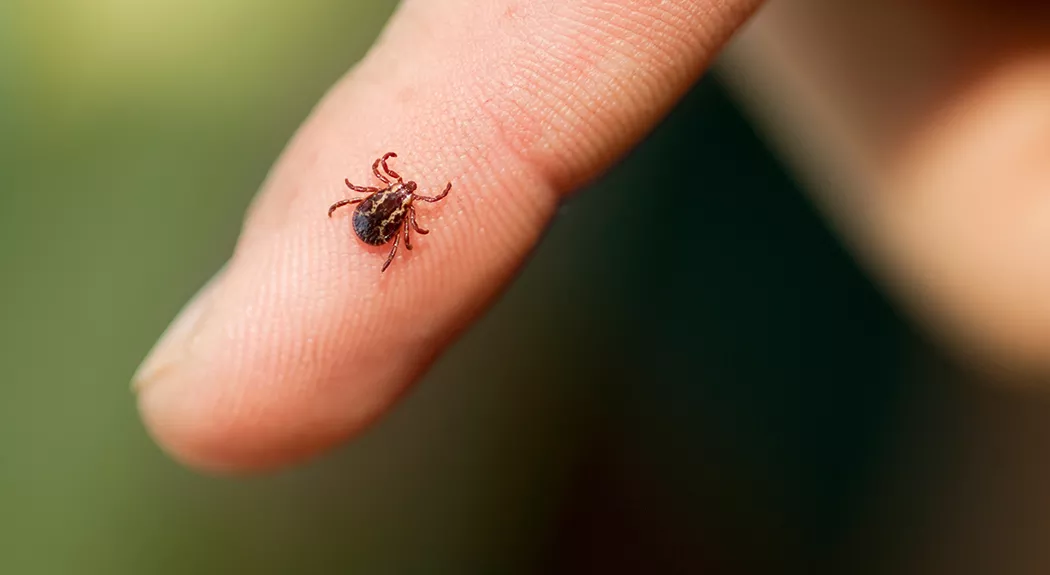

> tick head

[{"left": 404, "top": 181, "right": 418, "bottom": 193}]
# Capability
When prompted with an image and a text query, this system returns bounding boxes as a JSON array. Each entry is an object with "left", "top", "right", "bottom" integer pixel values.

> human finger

[{"left": 134, "top": 0, "right": 764, "bottom": 472}]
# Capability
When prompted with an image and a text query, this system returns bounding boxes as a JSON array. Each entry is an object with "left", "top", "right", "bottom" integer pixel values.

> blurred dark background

[{"left": 4, "top": 2, "right": 1050, "bottom": 574}]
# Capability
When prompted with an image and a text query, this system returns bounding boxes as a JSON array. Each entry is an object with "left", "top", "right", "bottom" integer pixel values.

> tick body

[{"left": 328, "top": 152, "right": 451, "bottom": 272}]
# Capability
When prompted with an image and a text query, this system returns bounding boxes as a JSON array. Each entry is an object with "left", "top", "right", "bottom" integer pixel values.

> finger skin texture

[{"left": 135, "top": 0, "right": 762, "bottom": 473}]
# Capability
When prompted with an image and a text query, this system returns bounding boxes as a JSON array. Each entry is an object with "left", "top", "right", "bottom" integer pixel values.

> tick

[{"left": 328, "top": 152, "right": 451, "bottom": 272}]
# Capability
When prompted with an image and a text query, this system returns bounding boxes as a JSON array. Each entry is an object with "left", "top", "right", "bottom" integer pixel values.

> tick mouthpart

[{"left": 404, "top": 181, "right": 418, "bottom": 193}]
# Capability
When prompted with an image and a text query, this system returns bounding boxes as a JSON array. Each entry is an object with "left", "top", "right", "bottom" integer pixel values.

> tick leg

[
  {"left": 410, "top": 206, "right": 429, "bottom": 235},
  {"left": 380, "top": 152, "right": 402, "bottom": 183},
  {"left": 346, "top": 179, "right": 381, "bottom": 193},
  {"left": 328, "top": 198, "right": 364, "bottom": 217},
  {"left": 382, "top": 226, "right": 401, "bottom": 272},
  {"left": 404, "top": 217, "right": 413, "bottom": 251},
  {"left": 371, "top": 157, "right": 391, "bottom": 184},
  {"left": 415, "top": 182, "right": 451, "bottom": 203}
]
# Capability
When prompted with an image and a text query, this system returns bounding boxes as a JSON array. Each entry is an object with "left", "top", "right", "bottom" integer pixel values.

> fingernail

[{"left": 132, "top": 264, "right": 227, "bottom": 393}]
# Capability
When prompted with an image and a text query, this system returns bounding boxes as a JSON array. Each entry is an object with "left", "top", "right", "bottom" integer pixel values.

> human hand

[
  {"left": 723, "top": 0, "right": 1050, "bottom": 381},
  {"left": 132, "top": 0, "right": 764, "bottom": 472}
]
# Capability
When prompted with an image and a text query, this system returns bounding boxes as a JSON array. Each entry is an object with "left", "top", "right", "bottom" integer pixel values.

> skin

[
  {"left": 722, "top": 0, "right": 1050, "bottom": 381},
  {"left": 134, "top": 0, "right": 1050, "bottom": 474}
]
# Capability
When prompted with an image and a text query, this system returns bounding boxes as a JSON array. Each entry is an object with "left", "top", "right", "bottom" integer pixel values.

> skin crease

[{"left": 134, "top": 0, "right": 764, "bottom": 473}]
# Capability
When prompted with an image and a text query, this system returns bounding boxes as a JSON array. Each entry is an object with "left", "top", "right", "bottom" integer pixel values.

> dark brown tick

[{"left": 328, "top": 152, "right": 451, "bottom": 272}]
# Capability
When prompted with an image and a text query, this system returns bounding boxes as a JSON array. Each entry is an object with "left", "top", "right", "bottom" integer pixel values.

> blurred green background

[{"left": 5, "top": 1, "right": 1050, "bottom": 574}]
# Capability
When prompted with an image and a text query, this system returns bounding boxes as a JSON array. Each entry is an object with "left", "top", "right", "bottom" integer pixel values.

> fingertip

[{"left": 137, "top": 382, "right": 337, "bottom": 474}]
